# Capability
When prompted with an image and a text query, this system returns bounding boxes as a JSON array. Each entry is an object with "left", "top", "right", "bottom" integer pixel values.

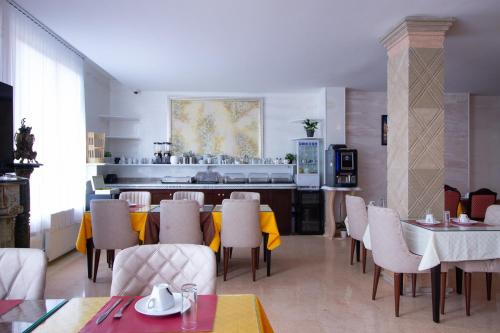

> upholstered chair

[
  {"left": 0, "top": 248, "right": 47, "bottom": 300},
  {"left": 118, "top": 191, "right": 151, "bottom": 206},
  {"left": 345, "top": 195, "right": 369, "bottom": 273},
  {"left": 368, "top": 205, "right": 425, "bottom": 317},
  {"left": 110, "top": 244, "right": 216, "bottom": 296},
  {"left": 221, "top": 199, "right": 262, "bottom": 281},
  {"left": 444, "top": 185, "right": 461, "bottom": 218},
  {"left": 159, "top": 200, "right": 202, "bottom": 244},
  {"left": 173, "top": 191, "right": 205, "bottom": 207},
  {"left": 90, "top": 199, "right": 139, "bottom": 282},
  {"left": 468, "top": 188, "right": 497, "bottom": 221},
  {"left": 229, "top": 191, "right": 260, "bottom": 202},
  {"left": 441, "top": 205, "right": 500, "bottom": 316}
]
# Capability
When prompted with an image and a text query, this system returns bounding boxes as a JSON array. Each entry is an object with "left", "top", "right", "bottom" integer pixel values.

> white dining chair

[
  {"left": 0, "top": 248, "right": 47, "bottom": 300},
  {"left": 345, "top": 195, "right": 369, "bottom": 273},
  {"left": 110, "top": 244, "right": 216, "bottom": 295},
  {"left": 118, "top": 191, "right": 151, "bottom": 206},
  {"left": 229, "top": 191, "right": 260, "bottom": 202},
  {"left": 172, "top": 191, "right": 204, "bottom": 207},
  {"left": 159, "top": 199, "right": 202, "bottom": 244}
]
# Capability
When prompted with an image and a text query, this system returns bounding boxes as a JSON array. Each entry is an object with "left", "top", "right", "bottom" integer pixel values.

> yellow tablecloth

[
  {"left": 33, "top": 295, "right": 274, "bottom": 333},
  {"left": 209, "top": 212, "right": 281, "bottom": 252},
  {"left": 75, "top": 212, "right": 148, "bottom": 254}
]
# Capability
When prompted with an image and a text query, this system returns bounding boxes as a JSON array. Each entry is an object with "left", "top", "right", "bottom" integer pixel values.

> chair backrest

[
  {"left": 345, "top": 195, "right": 368, "bottom": 241},
  {"left": 159, "top": 200, "right": 202, "bottom": 244},
  {"left": 444, "top": 185, "right": 461, "bottom": 218},
  {"left": 469, "top": 188, "right": 497, "bottom": 221},
  {"left": 119, "top": 191, "right": 151, "bottom": 206},
  {"left": 221, "top": 199, "right": 261, "bottom": 248},
  {"left": 229, "top": 191, "right": 260, "bottom": 202},
  {"left": 367, "top": 206, "right": 419, "bottom": 273},
  {"left": 172, "top": 191, "right": 204, "bottom": 207},
  {"left": 484, "top": 205, "right": 500, "bottom": 225},
  {"left": 0, "top": 248, "right": 47, "bottom": 300},
  {"left": 90, "top": 199, "right": 139, "bottom": 250},
  {"left": 110, "top": 244, "right": 216, "bottom": 296}
]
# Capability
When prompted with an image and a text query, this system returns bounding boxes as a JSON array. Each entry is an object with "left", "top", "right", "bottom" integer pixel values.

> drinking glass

[
  {"left": 181, "top": 283, "right": 197, "bottom": 331},
  {"left": 379, "top": 198, "right": 386, "bottom": 207},
  {"left": 443, "top": 210, "right": 451, "bottom": 225}
]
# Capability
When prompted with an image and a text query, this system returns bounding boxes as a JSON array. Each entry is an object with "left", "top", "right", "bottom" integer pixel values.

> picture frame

[
  {"left": 381, "top": 115, "right": 388, "bottom": 146},
  {"left": 169, "top": 97, "right": 264, "bottom": 157}
]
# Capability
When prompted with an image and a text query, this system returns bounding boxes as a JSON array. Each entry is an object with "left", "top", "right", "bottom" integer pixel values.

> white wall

[
  {"left": 104, "top": 81, "right": 331, "bottom": 160},
  {"left": 84, "top": 61, "right": 112, "bottom": 133}
]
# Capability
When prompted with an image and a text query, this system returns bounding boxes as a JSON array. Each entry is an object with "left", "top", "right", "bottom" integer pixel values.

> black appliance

[
  {"left": 0, "top": 82, "right": 14, "bottom": 175},
  {"left": 105, "top": 174, "right": 118, "bottom": 184},
  {"left": 295, "top": 190, "right": 323, "bottom": 234},
  {"left": 325, "top": 144, "right": 358, "bottom": 187}
]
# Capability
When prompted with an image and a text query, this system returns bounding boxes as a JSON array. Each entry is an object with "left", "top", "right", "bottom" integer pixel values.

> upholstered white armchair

[
  {"left": 0, "top": 248, "right": 47, "bottom": 300},
  {"left": 110, "top": 244, "right": 216, "bottom": 296}
]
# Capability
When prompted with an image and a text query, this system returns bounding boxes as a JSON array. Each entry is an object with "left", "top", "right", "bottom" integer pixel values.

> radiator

[{"left": 44, "top": 209, "right": 80, "bottom": 261}]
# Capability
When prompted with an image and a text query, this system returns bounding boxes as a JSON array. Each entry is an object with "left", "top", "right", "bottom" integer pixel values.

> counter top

[
  {"left": 321, "top": 186, "right": 362, "bottom": 191},
  {"left": 108, "top": 182, "right": 297, "bottom": 190}
]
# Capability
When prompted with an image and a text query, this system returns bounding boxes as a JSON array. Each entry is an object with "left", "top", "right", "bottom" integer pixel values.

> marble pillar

[{"left": 380, "top": 17, "right": 454, "bottom": 218}]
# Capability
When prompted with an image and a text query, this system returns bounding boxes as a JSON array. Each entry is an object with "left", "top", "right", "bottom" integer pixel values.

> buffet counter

[{"left": 110, "top": 179, "right": 295, "bottom": 234}]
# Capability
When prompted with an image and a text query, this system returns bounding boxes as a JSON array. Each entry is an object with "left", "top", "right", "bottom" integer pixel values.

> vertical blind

[{"left": 0, "top": 0, "right": 86, "bottom": 234}]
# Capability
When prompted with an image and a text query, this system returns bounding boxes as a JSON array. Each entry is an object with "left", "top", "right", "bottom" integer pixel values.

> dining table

[
  {"left": 75, "top": 203, "right": 281, "bottom": 279},
  {"left": 0, "top": 295, "right": 274, "bottom": 333},
  {"left": 362, "top": 219, "right": 500, "bottom": 323}
]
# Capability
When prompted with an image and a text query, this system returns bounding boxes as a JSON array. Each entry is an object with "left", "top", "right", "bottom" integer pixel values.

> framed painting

[
  {"left": 381, "top": 115, "right": 388, "bottom": 146},
  {"left": 170, "top": 97, "right": 263, "bottom": 157}
]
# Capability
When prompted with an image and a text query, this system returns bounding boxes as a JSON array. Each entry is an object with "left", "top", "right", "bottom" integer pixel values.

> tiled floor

[{"left": 46, "top": 236, "right": 500, "bottom": 332}]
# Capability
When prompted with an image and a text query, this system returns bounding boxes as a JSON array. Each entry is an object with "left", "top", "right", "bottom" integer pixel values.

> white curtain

[{"left": 1, "top": 0, "right": 86, "bottom": 233}]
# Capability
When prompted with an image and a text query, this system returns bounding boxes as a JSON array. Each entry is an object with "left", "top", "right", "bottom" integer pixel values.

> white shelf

[
  {"left": 99, "top": 114, "right": 140, "bottom": 121},
  {"left": 97, "top": 163, "right": 293, "bottom": 167},
  {"left": 106, "top": 136, "right": 141, "bottom": 140}
]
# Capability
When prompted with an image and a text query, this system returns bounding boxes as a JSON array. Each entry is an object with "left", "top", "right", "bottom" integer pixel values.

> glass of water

[
  {"left": 181, "top": 283, "right": 197, "bottom": 331},
  {"left": 443, "top": 210, "right": 451, "bottom": 225}
]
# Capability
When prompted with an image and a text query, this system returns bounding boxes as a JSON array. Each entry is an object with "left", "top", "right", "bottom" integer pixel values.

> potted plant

[
  {"left": 302, "top": 119, "right": 318, "bottom": 137},
  {"left": 285, "top": 153, "right": 295, "bottom": 164},
  {"left": 104, "top": 151, "right": 112, "bottom": 164}
]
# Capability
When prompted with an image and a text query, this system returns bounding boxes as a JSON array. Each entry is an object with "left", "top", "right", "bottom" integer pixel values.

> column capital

[{"left": 380, "top": 16, "right": 455, "bottom": 53}]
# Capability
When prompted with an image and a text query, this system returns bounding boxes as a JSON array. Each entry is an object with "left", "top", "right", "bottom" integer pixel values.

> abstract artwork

[{"left": 170, "top": 98, "right": 263, "bottom": 157}]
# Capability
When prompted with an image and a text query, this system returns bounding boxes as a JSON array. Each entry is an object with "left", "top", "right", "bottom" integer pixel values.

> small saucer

[
  {"left": 134, "top": 293, "right": 188, "bottom": 316},
  {"left": 416, "top": 219, "right": 438, "bottom": 225}
]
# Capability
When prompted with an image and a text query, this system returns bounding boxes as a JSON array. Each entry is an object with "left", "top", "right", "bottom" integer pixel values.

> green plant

[
  {"left": 285, "top": 153, "right": 295, "bottom": 162},
  {"left": 302, "top": 119, "right": 318, "bottom": 130},
  {"left": 104, "top": 151, "right": 112, "bottom": 157}
]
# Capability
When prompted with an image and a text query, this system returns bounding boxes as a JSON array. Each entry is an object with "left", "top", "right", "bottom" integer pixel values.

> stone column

[{"left": 381, "top": 17, "right": 454, "bottom": 218}]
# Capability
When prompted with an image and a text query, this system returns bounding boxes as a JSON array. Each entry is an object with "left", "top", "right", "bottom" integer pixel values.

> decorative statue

[{"left": 14, "top": 118, "right": 38, "bottom": 164}]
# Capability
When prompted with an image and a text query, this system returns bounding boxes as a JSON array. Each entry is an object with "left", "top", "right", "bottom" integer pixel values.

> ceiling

[{"left": 16, "top": 0, "right": 500, "bottom": 94}]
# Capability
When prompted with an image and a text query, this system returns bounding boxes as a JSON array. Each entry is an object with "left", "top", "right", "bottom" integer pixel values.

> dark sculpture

[{"left": 14, "top": 118, "right": 38, "bottom": 164}]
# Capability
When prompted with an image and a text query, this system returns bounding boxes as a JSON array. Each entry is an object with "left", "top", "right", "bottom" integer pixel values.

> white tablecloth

[{"left": 362, "top": 222, "right": 500, "bottom": 271}]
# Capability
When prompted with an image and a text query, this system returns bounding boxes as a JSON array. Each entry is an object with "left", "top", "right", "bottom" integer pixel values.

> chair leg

[
  {"left": 266, "top": 248, "right": 272, "bottom": 277},
  {"left": 464, "top": 272, "right": 471, "bottom": 316},
  {"left": 440, "top": 272, "right": 447, "bottom": 314},
  {"left": 412, "top": 273, "right": 417, "bottom": 297},
  {"left": 251, "top": 247, "right": 258, "bottom": 281},
  {"left": 229, "top": 247, "right": 233, "bottom": 259},
  {"left": 486, "top": 272, "right": 492, "bottom": 301},
  {"left": 107, "top": 250, "right": 115, "bottom": 269},
  {"left": 223, "top": 247, "right": 229, "bottom": 281},
  {"left": 256, "top": 246, "right": 260, "bottom": 270},
  {"left": 350, "top": 238, "right": 355, "bottom": 265},
  {"left": 394, "top": 273, "right": 401, "bottom": 317},
  {"left": 93, "top": 249, "right": 101, "bottom": 283},
  {"left": 355, "top": 240, "right": 361, "bottom": 262},
  {"left": 456, "top": 267, "right": 463, "bottom": 294},
  {"left": 361, "top": 243, "right": 367, "bottom": 274},
  {"left": 372, "top": 264, "right": 381, "bottom": 300}
]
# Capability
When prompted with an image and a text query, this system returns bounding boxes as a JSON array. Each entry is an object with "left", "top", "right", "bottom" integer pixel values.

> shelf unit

[
  {"left": 94, "top": 163, "right": 294, "bottom": 167},
  {"left": 99, "top": 114, "right": 140, "bottom": 144}
]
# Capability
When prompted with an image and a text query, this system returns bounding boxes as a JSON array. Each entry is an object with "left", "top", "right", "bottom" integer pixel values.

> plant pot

[{"left": 306, "top": 129, "right": 315, "bottom": 137}]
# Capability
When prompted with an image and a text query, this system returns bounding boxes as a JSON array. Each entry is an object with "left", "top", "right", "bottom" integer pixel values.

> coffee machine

[{"left": 325, "top": 144, "right": 358, "bottom": 187}]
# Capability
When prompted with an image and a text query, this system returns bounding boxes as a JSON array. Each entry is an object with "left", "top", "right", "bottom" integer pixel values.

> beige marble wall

[{"left": 346, "top": 91, "right": 469, "bottom": 205}]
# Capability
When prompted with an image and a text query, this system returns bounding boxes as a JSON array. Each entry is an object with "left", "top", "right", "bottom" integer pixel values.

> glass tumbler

[
  {"left": 181, "top": 283, "right": 198, "bottom": 331},
  {"left": 443, "top": 210, "right": 451, "bottom": 225}
]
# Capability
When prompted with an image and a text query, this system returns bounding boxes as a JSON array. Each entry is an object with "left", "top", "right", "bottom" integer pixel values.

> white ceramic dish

[
  {"left": 452, "top": 218, "right": 477, "bottom": 225},
  {"left": 134, "top": 293, "right": 188, "bottom": 316}
]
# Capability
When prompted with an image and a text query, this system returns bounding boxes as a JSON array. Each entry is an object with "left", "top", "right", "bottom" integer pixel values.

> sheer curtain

[{"left": 1, "top": 0, "right": 86, "bottom": 234}]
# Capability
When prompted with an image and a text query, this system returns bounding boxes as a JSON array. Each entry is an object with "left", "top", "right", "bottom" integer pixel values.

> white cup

[
  {"left": 459, "top": 213, "right": 469, "bottom": 223},
  {"left": 425, "top": 213, "right": 434, "bottom": 224},
  {"left": 147, "top": 283, "right": 175, "bottom": 311}
]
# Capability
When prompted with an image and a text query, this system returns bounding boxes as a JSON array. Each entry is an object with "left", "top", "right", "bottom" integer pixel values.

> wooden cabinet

[{"left": 121, "top": 187, "right": 294, "bottom": 235}]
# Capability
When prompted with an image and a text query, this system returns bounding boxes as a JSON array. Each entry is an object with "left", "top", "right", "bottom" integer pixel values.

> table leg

[
  {"left": 86, "top": 239, "right": 93, "bottom": 279},
  {"left": 323, "top": 190, "right": 336, "bottom": 239},
  {"left": 431, "top": 264, "right": 441, "bottom": 323},
  {"left": 455, "top": 267, "right": 463, "bottom": 295}
]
